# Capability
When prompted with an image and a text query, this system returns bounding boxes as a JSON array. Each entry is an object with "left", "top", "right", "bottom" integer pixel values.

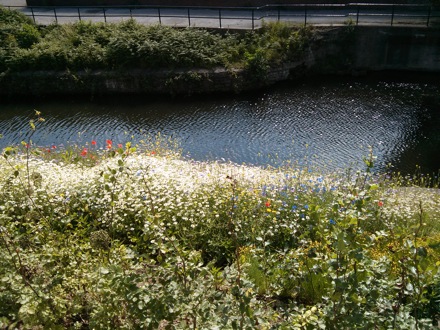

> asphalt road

[{"left": 1, "top": 0, "right": 437, "bottom": 29}]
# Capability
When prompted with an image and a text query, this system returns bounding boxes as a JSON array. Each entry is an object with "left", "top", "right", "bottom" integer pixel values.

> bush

[
  {"left": 0, "top": 8, "right": 40, "bottom": 50},
  {"left": 1, "top": 11, "right": 314, "bottom": 75}
]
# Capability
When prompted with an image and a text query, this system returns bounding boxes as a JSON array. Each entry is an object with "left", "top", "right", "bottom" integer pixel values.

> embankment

[{"left": 1, "top": 26, "right": 439, "bottom": 97}]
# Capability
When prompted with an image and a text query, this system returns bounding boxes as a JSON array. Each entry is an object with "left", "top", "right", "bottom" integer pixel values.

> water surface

[{"left": 1, "top": 74, "right": 439, "bottom": 173}]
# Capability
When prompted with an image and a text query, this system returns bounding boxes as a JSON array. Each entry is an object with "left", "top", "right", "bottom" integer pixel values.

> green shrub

[
  {"left": 0, "top": 8, "right": 40, "bottom": 51},
  {"left": 1, "top": 13, "right": 315, "bottom": 74},
  {"left": 15, "top": 23, "right": 41, "bottom": 48},
  {"left": 0, "top": 7, "right": 33, "bottom": 26}
]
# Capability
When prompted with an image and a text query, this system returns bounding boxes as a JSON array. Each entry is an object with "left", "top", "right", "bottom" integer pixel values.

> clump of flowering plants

[{"left": 0, "top": 113, "right": 439, "bottom": 329}]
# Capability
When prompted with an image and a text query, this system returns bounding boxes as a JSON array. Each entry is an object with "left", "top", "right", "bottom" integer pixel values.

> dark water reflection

[{"left": 1, "top": 74, "right": 439, "bottom": 173}]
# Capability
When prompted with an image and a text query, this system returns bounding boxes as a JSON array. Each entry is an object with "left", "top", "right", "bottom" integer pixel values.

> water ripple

[{"left": 0, "top": 77, "right": 438, "bottom": 173}]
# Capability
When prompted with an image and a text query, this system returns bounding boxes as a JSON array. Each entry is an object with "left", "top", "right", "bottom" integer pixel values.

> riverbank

[
  {"left": 1, "top": 7, "right": 440, "bottom": 97},
  {"left": 0, "top": 138, "right": 439, "bottom": 328}
]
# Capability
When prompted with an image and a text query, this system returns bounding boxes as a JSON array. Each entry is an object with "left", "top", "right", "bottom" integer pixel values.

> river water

[{"left": 1, "top": 74, "right": 439, "bottom": 173}]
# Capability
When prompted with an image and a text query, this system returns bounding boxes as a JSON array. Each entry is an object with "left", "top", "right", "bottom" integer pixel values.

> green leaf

[
  {"left": 368, "top": 183, "right": 379, "bottom": 191},
  {"left": 417, "top": 247, "right": 428, "bottom": 257},
  {"left": 348, "top": 216, "right": 358, "bottom": 226}
]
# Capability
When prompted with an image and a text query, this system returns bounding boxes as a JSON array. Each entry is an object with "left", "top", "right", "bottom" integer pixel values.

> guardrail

[{"left": 3, "top": 3, "right": 439, "bottom": 29}]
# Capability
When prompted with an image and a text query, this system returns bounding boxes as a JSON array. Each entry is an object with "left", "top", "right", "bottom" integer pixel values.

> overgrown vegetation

[
  {"left": 1, "top": 8, "right": 439, "bottom": 328},
  {"left": 0, "top": 7, "right": 313, "bottom": 77},
  {"left": 0, "top": 112, "right": 439, "bottom": 329}
]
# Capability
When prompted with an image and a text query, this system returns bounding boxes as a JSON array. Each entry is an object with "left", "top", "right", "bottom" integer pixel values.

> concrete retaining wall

[
  {"left": 0, "top": 66, "right": 294, "bottom": 97},
  {"left": 353, "top": 27, "right": 440, "bottom": 72}
]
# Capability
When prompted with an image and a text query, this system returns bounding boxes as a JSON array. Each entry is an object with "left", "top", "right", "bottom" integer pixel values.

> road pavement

[{"left": 1, "top": 0, "right": 26, "bottom": 6}]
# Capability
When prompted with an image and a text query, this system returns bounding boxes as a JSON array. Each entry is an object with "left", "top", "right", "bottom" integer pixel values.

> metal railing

[{"left": 3, "top": 3, "right": 439, "bottom": 29}]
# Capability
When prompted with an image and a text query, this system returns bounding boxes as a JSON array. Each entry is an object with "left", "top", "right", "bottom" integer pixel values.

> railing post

[
  {"left": 54, "top": 8, "right": 58, "bottom": 24},
  {"left": 304, "top": 5, "right": 307, "bottom": 26},
  {"left": 188, "top": 8, "right": 191, "bottom": 27},
  {"left": 158, "top": 8, "right": 161, "bottom": 25},
  {"left": 356, "top": 5, "right": 360, "bottom": 25},
  {"left": 103, "top": 8, "right": 107, "bottom": 23},
  {"left": 31, "top": 7, "right": 36, "bottom": 24},
  {"left": 391, "top": 4, "right": 394, "bottom": 26},
  {"left": 219, "top": 9, "right": 222, "bottom": 29},
  {"left": 252, "top": 9, "right": 254, "bottom": 30},
  {"left": 427, "top": 5, "right": 431, "bottom": 27},
  {"left": 78, "top": 8, "right": 81, "bottom": 22}
]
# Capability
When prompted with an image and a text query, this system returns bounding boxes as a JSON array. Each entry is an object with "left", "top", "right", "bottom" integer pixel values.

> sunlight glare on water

[{"left": 0, "top": 76, "right": 439, "bottom": 173}]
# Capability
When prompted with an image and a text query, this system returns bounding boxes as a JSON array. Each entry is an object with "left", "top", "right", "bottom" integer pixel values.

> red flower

[
  {"left": 91, "top": 140, "right": 97, "bottom": 146},
  {"left": 80, "top": 148, "right": 88, "bottom": 157}
]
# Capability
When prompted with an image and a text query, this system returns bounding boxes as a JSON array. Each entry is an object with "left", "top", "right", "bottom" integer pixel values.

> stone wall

[{"left": 0, "top": 66, "right": 294, "bottom": 97}]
